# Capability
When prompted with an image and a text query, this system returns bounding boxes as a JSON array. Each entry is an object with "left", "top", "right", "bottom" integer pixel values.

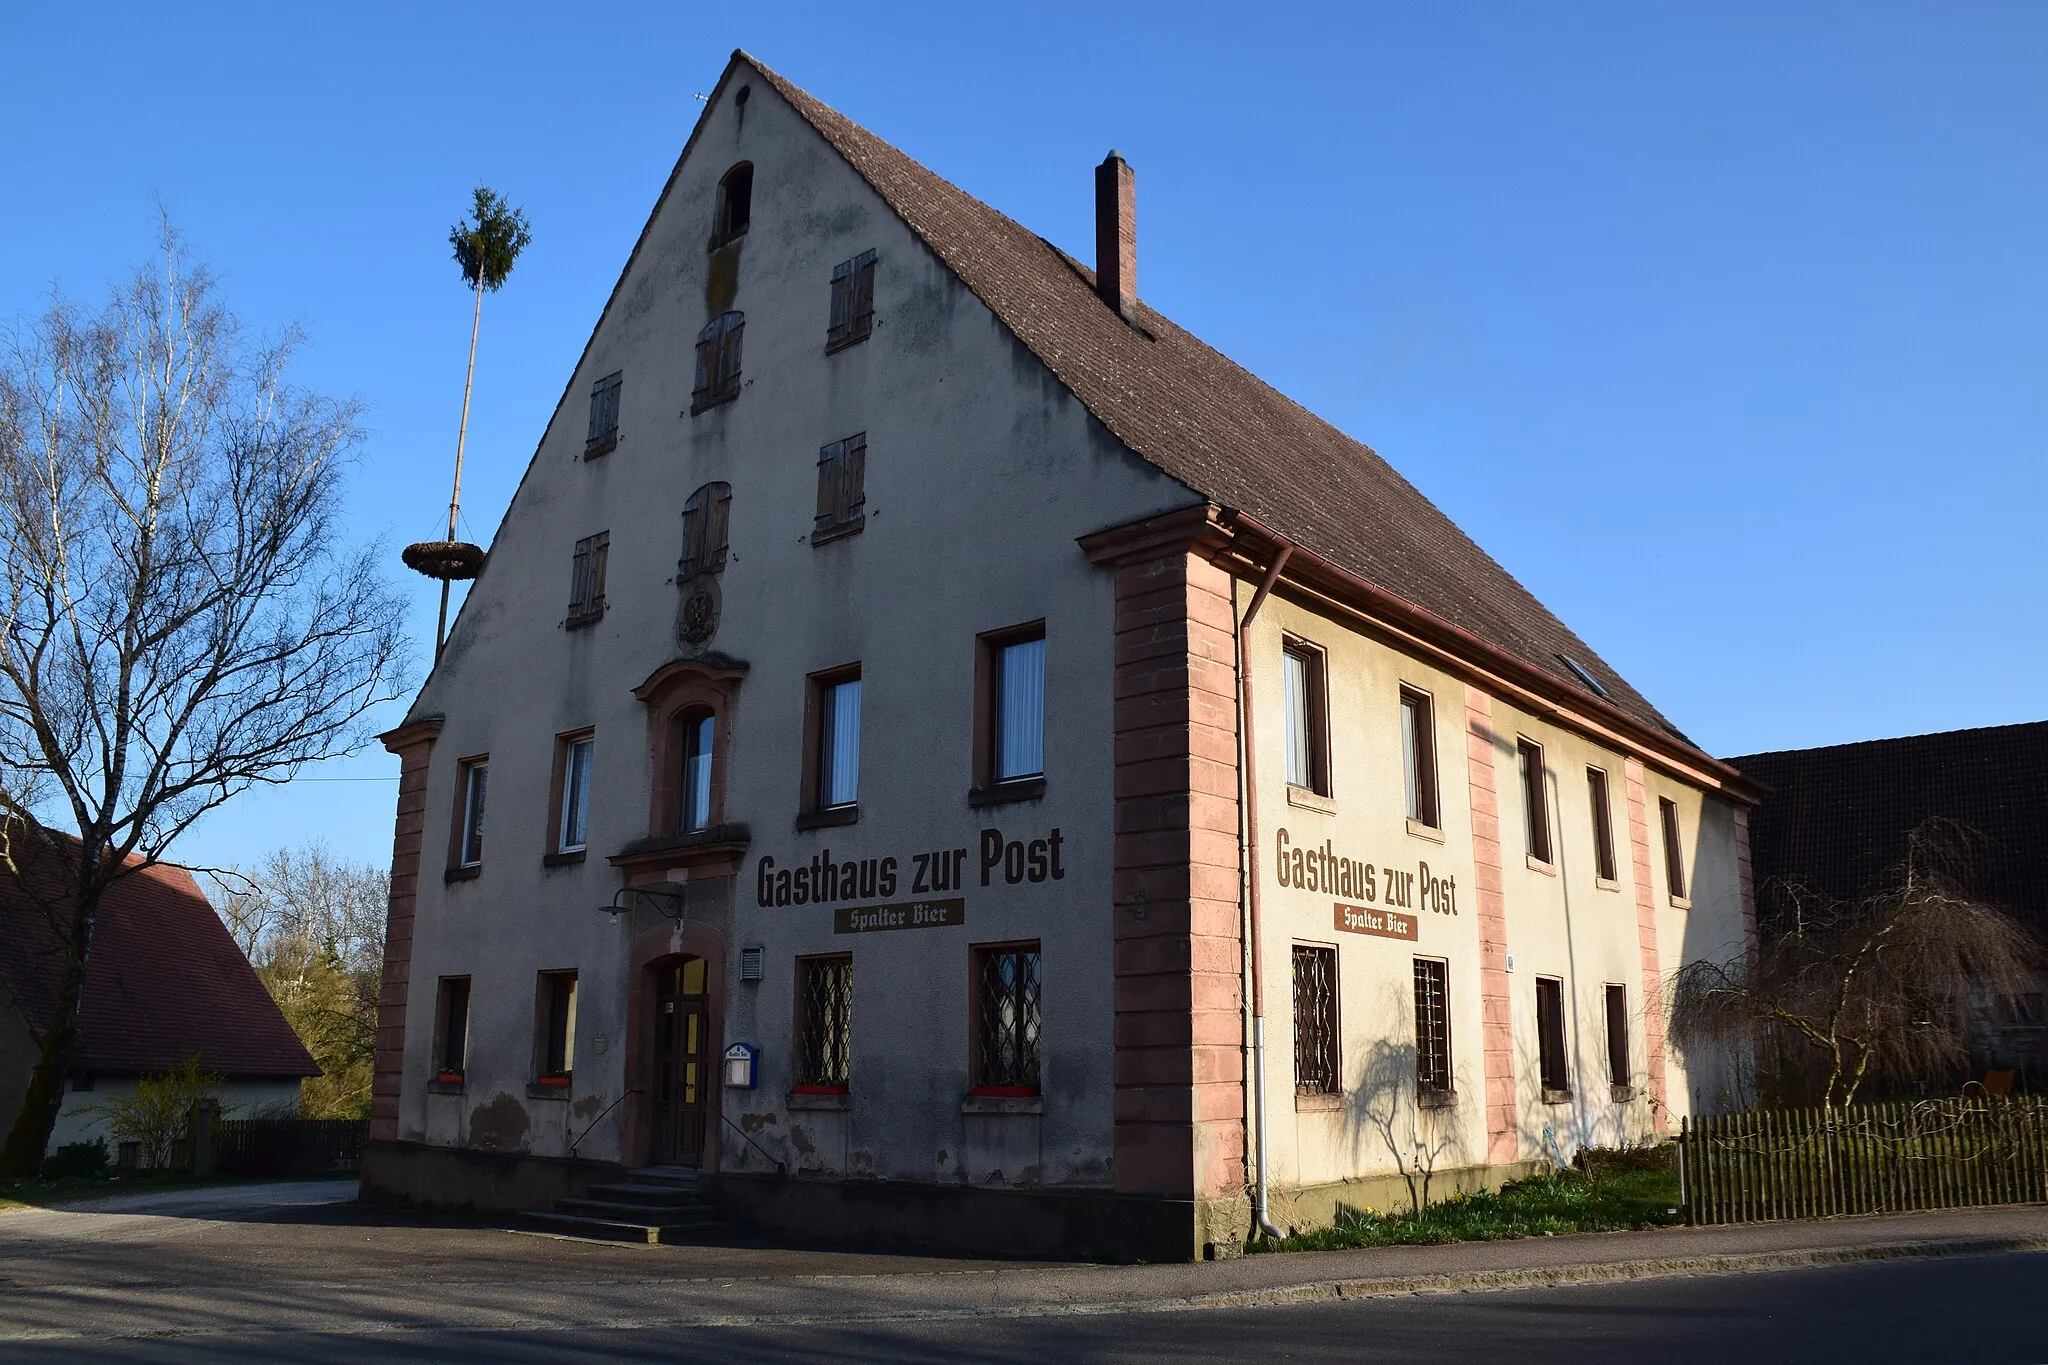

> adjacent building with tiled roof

[
  {"left": 362, "top": 53, "right": 1759, "bottom": 1260},
  {"left": 0, "top": 835, "right": 317, "bottom": 1156},
  {"left": 1729, "top": 721, "right": 2048, "bottom": 1077},
  {"left": 1729, "top": 721, "right": 2048, "bottom": 931}
]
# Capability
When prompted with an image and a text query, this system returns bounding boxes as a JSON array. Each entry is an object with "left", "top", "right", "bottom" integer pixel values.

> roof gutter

[
  {"left": 1212, "top": 510, "right": 1764, "bottom": 806},
  {"left": 1235, "top": 544, "right": 1291, "bottom": 1243}
]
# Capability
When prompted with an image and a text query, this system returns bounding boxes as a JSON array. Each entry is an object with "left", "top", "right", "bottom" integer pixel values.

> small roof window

[{"left": 1558, "top": 653, "right": 1609, "bottom": 699}]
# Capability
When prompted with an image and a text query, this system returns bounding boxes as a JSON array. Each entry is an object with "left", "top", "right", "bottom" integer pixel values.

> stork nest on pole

[{"left": 402, "top": 540, "right": 487, "bottom": 581}]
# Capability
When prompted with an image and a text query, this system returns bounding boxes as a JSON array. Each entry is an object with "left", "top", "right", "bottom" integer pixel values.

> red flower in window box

[
  {"left": 536, "top": 1074, "right": 571, "bottom": 1087},
  {"left": 434, "top": 1070, "right": 464, "bottom": 1084}
]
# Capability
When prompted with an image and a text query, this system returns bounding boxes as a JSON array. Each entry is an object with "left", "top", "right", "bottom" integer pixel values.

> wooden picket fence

[{"left": 1678, "top": 1097, "right": 2048, "bottom": 1225}]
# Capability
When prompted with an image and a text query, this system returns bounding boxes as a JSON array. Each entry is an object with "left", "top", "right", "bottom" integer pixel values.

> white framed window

[
  {"left": 558, "top": 736, "right": 593, "bottom": 853},
  {"left": 681, "top": 714, "right": 715, "bottom": 833},
  {"left": 457, "top": 759, "right": 488, "bottom": 868},
  {"left": 819, "top": 674, "right": 862, "bottom": 809},
  {"left": 1518, "top": 738, "right": 1551, "bottom": 864},
  {"left": 1282, "top": 639, "right": 1329, "bottom": 795},
  {"left": 995, "top": 636, "right": 1045, "bottom": 782},
  {"left": 1660, "top": 797, "right": 1689, "bottom": 901},
  {"left": 1400, "top": 687, "right": 1439, "bottom": 827}
]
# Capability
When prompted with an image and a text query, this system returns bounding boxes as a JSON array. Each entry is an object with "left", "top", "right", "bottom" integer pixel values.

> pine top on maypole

[{"left": 405, "top": 186, "right": 532, "bottom": 656}]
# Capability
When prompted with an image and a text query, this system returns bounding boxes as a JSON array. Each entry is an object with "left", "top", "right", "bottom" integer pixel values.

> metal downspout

[{"left": 1236, "top": 542, "right": 1291, "bottom": 1241}]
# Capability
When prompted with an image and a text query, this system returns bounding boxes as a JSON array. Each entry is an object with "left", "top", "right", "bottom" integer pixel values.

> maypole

[{"left": 404, "top": 185, "right": 532, "bottom": 659}]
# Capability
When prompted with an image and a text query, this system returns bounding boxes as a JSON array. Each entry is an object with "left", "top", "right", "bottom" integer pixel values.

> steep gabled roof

[
  {"left": 0, "top": 835, "right": 318, "bottom": 1079},
  {"left": 1729, "top": 721, "right": 2048, "bottom": 933},
  {"left": 746, "top": 55, "right": 1684, "bottom": 741}
]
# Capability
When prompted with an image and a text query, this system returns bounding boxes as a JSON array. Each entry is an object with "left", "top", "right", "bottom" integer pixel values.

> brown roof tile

[
  {"left": 1729, "top": 721, "right": 2048, "bottom": 934},
  {"left": 746, "top": 54, "right": 1688, "bottom": 743},
  {"left": 0, "top": 834, "right": 318, "bottom": 1079}
]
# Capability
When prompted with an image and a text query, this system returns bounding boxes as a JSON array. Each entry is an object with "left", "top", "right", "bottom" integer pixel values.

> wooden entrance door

[{"left": 652, "top": 956, "right": 711, "bottom": 1166}]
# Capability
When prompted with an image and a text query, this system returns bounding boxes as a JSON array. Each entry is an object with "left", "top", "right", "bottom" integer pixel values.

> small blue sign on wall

[{"left": 722, "top": 1042, "right": 758, "bottom": 1089}]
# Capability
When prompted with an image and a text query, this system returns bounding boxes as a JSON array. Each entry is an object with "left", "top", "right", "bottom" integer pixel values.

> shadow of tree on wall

[{"left": 1329, "top": 1036, "right": 1469, "bottom": 1215}]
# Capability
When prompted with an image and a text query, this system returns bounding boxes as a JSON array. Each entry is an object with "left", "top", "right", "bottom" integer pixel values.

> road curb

[
  {"left": 1131, "top": 1234, "right": 2048, "bottom": 1319},
  {"left": 479, "top": 1232, "right": 2048, "bottom": 1332},
  {"left": 485, "top": 1233, "right": 2048, "bottom": 1331}
]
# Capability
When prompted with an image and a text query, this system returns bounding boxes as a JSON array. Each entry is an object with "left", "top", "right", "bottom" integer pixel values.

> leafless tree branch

[{"left": 0, "top": 217, "right": 407, "bottom": 1172}]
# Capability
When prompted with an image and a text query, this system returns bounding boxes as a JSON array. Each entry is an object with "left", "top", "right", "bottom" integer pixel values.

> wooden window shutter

[
  {"left": 569, "top": 536, "right": 592, "bottom": 613},
  {"left": 704, "top": 483, "right": 730, "bottom": 569},
  {"left": 815, "top": 440, "right": 844, "bottom": 528},
  {"left": 587, "top": 531, "right": 608, "bottom": 610},
  {"left": 692, "top": 314, "right": 742, "bottom": 411},
  {"left": 719, "top": 315, "right": 743, "bottom": 397},
  {"left": 678, "top": 495, "right": 702, "bottom": 578},
  {"left": 815, "top": 435, "right": 866, "bottom": 535},
  {"left": 828, "top": 259, "right": 852, "bottom": 347},
  {"left": 679, "top": 482, "right": 731, "bottom": 578},
  {"left": 692, "top": 333, "right": 715, "bottom": 405},
  {"left": 842, "top": 432, "right": 866, "bottom": 520},
  {"left": 851, "top": 251, "right": 876, "bottom": 338},
  {"left": 587, "top": 372, "right": 621, "bottom": 454}
]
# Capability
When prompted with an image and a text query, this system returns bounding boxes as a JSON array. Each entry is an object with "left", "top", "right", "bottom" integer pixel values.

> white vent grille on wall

[{"left": 739, "top": 946, "right": 764, "bottom": 982}]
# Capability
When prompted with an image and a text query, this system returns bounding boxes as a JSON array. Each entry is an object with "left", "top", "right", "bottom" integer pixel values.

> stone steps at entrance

[
  {"left": 578, "top": 1183, "right": 705, "bottom": 1208},
  {"left": 554, "top": 1197, "right": 720, "bottom": 1223},
  {"left": 520, "top": 1167, "right": 726, "bottom": 1244}
]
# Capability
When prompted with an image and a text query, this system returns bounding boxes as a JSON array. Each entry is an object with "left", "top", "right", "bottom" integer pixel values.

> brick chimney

[{"left": 1094, "top": 150, "right": 1136, "bottom": 318}]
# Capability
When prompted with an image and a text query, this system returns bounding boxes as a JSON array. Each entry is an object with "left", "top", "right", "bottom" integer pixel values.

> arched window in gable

[
  {"left": 623, "top": 657, "right": 747, "bottom": 862},
  {"left": 678, "top": 481, "right": 731, "bottom": 579},
  {"left": 677, "top": 707, "right": 717, "bottom": 833},
  {"left": 692, "top": 312, "right": 744, "bottom": 413},
  {"left": 712, "top": 162, "right": 752, "bottom": 247}
]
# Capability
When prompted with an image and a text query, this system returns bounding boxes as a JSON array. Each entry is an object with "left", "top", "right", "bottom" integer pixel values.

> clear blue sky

[{"left": 4, "top": 2, "right": 2042, "bottom": 875}]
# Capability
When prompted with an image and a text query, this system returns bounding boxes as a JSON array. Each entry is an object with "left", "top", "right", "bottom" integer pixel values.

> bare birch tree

[
  {"left": 1668, "top": 821, "right": 2040, "bottom": 1111},
  {"left": 0, "top": 219, "right": 405, "bottom": 1174}
]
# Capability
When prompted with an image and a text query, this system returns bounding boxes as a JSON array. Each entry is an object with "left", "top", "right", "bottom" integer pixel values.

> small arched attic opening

[{"left": 712, "top": 162, "right": 753, "bottom": 247}]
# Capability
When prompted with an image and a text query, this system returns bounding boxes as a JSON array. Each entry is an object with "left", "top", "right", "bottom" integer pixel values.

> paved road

[
  {"left": 3, "top": 1250, "right": 2043, "bottom": 1363},
  {"left": 3, "top": 1182, "right": 2044, "bottom": 1362}
]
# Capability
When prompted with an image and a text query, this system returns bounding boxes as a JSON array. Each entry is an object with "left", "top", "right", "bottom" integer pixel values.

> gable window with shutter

[
  {"left": 585, "top": 371, "right": 621, "bottom": 458},
  {"left": 826, "top": 250, "right": 877, "bottom": 353},
  {"left": 678, "top": 482, "right": 731, "bottom": 579},
  {"left": 813, "top": 433, "right": 866, "bottom": 544},
  {"left": 691, "top": 311, "right": 744, "bottom": 413},
  {"left": 566, "top": 532, "right": 608, "bottom": 629}
]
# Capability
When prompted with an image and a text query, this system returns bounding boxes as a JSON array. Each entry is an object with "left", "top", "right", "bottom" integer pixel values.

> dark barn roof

[
  {"left": 0, "top": 834, "right": 317, "bottom": 1079},
  {"left": 741, "top": 56, "right": 1694, "bottom": 750},
  {"left": 1728, "top": 721, "right": 2048, "bottom": 933}
]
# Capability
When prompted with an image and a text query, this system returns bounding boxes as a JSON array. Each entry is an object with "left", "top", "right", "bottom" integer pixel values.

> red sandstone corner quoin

[
  {"left": 371, "top": 718, "right": 442, "bottom": 1144},
  {"left": 1107, "top": 547, "right": 1246, "bottom": 1216}
]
